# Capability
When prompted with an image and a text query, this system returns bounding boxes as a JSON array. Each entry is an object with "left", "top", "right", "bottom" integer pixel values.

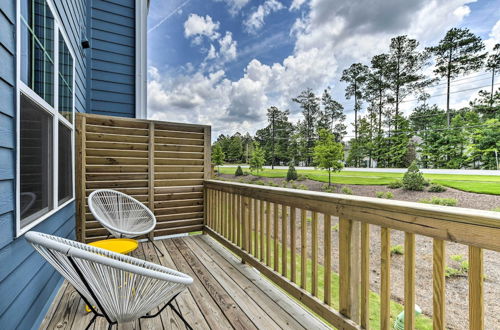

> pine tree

[
  {"left": 293, "top": 89, "right": 321, "bottom": 166},
  {"left": 486, "top": 43, "right": 500, "bottom": 106},
  {"left": 427, "top": 28, "right": 486, "bottom": 126},
  {"left": 320, "top": 87, "right": 346, "bottom": 142},
  {"left": 340, "top": 63, "right": 369, "bottom": 141}
]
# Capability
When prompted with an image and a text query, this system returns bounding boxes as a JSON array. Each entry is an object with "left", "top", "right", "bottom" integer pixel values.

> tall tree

[
  {"left": 313, "top": 129, "right": 344, "bottom": 186},
  {"left": 427, "top": 28, "right": 486, "bottom": 126},
  {"left": 486, "top": 43, "right": 500, "bottom": 106},
  {"left": 365, "top": 54, "right": 391, "bottom": 135},
  {"left": 320, "top": 87, "right": 346, "bottom": 141},
  {"left": 386, "top": 35, "right": 433, "bottom": 131},
  {"left": 249, "top": 143, "right": 266, "bottom": 173},
  {"left": 340, "top": 63, "right": 369, "bottom": 140},
  {"left": 293, "top": 89, "right": 321, "bottom": 166}
]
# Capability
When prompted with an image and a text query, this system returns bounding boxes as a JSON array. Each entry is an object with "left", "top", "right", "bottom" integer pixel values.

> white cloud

[
  {"left": 244, "top": 0, "right": 285, "bottom": 33},
  {"left": 219, "top": 32, "right": 238, "bottom": 62},
  {"left": 290, "top": 0, "right": 307, "bottom": 11},
  {"left": 149, "top": 0, "right": 492, "bottom": 139},
  {"left": 453, "top": 5, "right": 471, "bottom": 19},
  {"left": 184, "top": 14, "right": 220, "bottom": 40},
  {"left": 216, "top": 0, "right": 251, "bottom": 16}
]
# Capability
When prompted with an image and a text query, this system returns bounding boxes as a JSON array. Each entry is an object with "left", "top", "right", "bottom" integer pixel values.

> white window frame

[
  {"left": 135, "top": 0, "right": 148, "bottom": 119},
  {"left": 15, "top": 0, "right": 76, "bottom": 236}
]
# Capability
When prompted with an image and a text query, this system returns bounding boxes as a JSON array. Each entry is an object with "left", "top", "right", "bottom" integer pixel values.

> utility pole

[{"left": 271, "top": 111, "right": 276, "bottom": 169}]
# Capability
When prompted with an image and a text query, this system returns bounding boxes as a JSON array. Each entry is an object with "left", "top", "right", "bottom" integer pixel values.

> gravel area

[{"left": 218, "top": 174, "right": 500, "bottom": 329}]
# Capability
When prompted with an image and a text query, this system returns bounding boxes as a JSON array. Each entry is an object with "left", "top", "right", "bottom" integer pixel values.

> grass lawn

[
  {"left": 250, "top": 235, "right": 432, "bottom": 329},
  {"left": 219, "top": 167, "right": 500, "bottom": 195}
]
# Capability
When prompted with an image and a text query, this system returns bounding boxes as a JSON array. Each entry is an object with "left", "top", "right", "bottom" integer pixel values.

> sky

[{"left": 147, "top": 0, "right": 500, "bottom": 141}]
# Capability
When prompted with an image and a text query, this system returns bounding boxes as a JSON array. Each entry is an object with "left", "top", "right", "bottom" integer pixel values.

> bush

[
  {"left": 267, "top": 181, "right": 278, "bottom": 187},
  {"left": 331, "top": 223, "right": 339, "bottom": 231},
  {"left": 235, "top": 165, "right": 244, "bottom": 176},
  {"left": 419, "top": 196, "right": 457, "bottom": 206},
  {"left": 322, "top": 183, "right": 336, "bottom": 193},
  {"left": 254, "top": 180, "right": 266, "bottom": 185},
  {"left": 492, "top": 207, "right": 500, "bottom": 212},
  {"left": 428, "top": 184, "right": 446, "bottom": 192},
  {"left": 385, "top": 191, "right": 394, "bottom": 199},
  {"left": 341, "top": 186, "right": 353, "bottom": 195},
  {"left": 376, "top": 191, "right": 394, "bottom": 199},
  {"left": 387, "top": 180, "right": 402, "bottom": 189},
  {"left": 445, "top": 255, "right": 469, "bottom": 278},
  {"left": 376, "top": 191, "right": 385, "bottom": 198},
  {"left": 297, "top": 174, "right": 307, "bottom": 181},
  {"left": 290, "top": 181, "right": 299, "bottom": 189},
  {"left": 390, "top": 245, "right": 404, "bottom": 256},
  {"left": 402, "top": 161, "right": 426, "bottom": 191},
  {"left": 298, "top": 184, "right": 309, "bottom": 190},
  {"left": 280, "top": 180, "right": 288, "bottom": 188},
  {"left": 286, "top": 164, "right": 298, "bottom": 181}
]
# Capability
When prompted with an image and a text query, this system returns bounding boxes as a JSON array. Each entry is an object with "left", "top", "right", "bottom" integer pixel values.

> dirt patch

[{"left": 218, "top": 174, "right": 500, "bottom": 329}]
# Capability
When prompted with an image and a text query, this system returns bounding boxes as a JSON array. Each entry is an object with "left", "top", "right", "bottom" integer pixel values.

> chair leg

[
  {"left": 148, "top": 237, "right": 164, "bottom": 257},
  {"left": 85, "top": 314, "right": 97, "bottom": 330},
  {"left": 169, "top": 303, "right": 193, "bottom": 330}
]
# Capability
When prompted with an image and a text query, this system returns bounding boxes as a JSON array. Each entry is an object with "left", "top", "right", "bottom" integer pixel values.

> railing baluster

[
  {"left": 433, "top": 239, "right": 445, "bottom": 330},
  {"left": 223, "top": 192, "right": 227, "bottom": 237},
  {"left": 404, "top": 232, "right": 416, "bottom": 330},
  {"left": 254, "top": 198, "right": 259, "bottom": 258},
  {"left": 260, "top": 200, "right": 265, "bottom": 262},
  {"left": 469, "top": 246, "right": 484, "bottom": 330},
  {"left": 282, "top": 205, "right": 288, "bottom": 277},
  {"left": 301, "top": 209, "right": 307, "bottom": 290},
  {"left": 233, "top": 193, "right": 238, "bottom": 243},
  {"left": 266, "top": 200, "right": 271, "bottom": 266},
  {"left": 339, "top": 218, "right": 352, "bottom": 317},
  {"left": 242, "top": 196, "right": 249, "bottom": 252},
  {"left": 381, "top": 227, "right": 391, "bottom": 330},
  {"left": 247, "top": 198, "right": 254, "bottom": 254},
  {"left": 290, "top": 207, "right": 297, "bottom": 283},
  {"left": 237, "top": 194, "right": 242, "bottom": 247},
  {"left": 324, "top": 214, "right": 332, "bottom": 305},
  {"left": 312, "top": 212, "right": 318, "bottom": 297},
  {"left": 361, "top": 222, "right": 370, "bottom": 329},
  {"left": 215, "top": 190, "right": 219, "bottom": 232},
  {"left": 274, "top": 203, "right": 280, "bottom": 272}
]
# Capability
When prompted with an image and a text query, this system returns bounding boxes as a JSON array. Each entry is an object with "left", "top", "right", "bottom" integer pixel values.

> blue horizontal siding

[{"left": 88, "top": 0, "right": 136, "bottom": 118}]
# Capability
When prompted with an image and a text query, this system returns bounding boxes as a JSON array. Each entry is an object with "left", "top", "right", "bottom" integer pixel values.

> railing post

[
  {"left": 148, "top": 122, "right": 155, "bottom": 240},
  {"left": 469, "top": 246, "right": 484, "bottom": 330},
  {"left": 339, "top": 218, "right": 361, "bottom": 322},
  {"left": 75, "top": 114, "right": 86, "bottom": 242}
]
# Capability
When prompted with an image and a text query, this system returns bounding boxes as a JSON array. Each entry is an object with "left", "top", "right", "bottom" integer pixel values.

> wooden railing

[
  {"left": 76, "top": 113, "right": 211, "bottom": 242},
  {"left": 203, "top": 179, "right": 500, "bottom": 330}
]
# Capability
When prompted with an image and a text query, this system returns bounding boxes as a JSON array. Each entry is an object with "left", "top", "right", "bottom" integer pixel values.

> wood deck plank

[{"left": 40, "top": 235, "right": 332, "bottom": 330}]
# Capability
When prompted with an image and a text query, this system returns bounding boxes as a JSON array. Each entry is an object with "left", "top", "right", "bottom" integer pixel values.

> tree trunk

[
  {"left": 491, "top": 69, "right": 495, "bottom": 107},
  {"left": 328, "top": 168, "right": 331, "bottom": 186}
]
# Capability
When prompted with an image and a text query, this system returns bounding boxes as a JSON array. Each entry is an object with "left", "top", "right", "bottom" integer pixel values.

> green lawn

[{"left": 219, "top": 167, "right": 500, "bottom": 195}]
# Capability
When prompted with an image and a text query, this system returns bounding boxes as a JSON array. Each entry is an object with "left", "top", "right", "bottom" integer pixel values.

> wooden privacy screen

[{"left": 76, "top": 113, "right": 211, "bottom": 242}]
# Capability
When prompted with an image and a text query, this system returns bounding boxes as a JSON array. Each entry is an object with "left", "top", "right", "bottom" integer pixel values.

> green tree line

[{"left": 213, "top": 28, "right": 500, "bottom": 170}]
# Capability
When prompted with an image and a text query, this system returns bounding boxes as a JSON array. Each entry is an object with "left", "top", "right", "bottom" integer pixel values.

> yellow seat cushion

[{"left": 88, "top": 238, "right": 138, "bottom": 255}]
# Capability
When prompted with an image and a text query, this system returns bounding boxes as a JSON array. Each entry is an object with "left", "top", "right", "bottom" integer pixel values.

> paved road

[{"left": 221, "top": 165, "right": 500, "bottom": 176}]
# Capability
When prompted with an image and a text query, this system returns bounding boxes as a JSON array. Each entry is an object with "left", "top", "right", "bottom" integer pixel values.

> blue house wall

[
  {"left": 0, "top": 0, "right": 138, "bottom": 328},
  {"left": 89, "top": 0, "right": 137, "bottom": 118}
]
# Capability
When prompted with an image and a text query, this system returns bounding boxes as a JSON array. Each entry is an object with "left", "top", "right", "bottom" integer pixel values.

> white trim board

[{"left": 135, "top": 0, "right": 148, "bottom": 119}]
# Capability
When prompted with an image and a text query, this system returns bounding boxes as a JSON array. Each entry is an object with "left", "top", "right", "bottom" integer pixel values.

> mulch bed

[{"left": 218, "top": 174, "right": 500, "bottom": 329}]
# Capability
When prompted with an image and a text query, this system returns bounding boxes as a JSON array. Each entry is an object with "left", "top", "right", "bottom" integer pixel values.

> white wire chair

[
  {"left": 88, "top": 189, "right": 164, "bottom": 256},
  {"left": 26, "top": 231, "right": 193, "bottom": 330}
]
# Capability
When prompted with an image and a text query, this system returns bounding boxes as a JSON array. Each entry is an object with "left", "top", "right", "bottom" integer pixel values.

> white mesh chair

[
  {"left": 26, "top": 231, "right": 193, "bottom": 330},
  {"left": 88, "top": 189, "right": 163, "bottom": 256}
]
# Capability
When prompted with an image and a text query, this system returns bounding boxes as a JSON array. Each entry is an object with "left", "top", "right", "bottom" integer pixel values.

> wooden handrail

[{"left": 204, "top": 179, "right": 499, "bottom": 330}]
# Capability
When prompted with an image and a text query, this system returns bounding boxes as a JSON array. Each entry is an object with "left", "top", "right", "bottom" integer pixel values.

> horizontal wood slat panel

[{"left": 76, "top": 113, "right": 211, "bottom": 242}]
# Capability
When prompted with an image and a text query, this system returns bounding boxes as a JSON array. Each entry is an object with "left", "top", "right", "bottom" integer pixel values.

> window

[{"left": 17, "top": 0, "right": 75, "bottom": 234}]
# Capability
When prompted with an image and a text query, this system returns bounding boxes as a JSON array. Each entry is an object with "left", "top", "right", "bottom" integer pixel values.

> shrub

[
  {"left": 445, "top": 255, "right": 469, "bottom": 278},
  {"left": 290, "top": 181, "right": 299, "bottom": 189},
  {"left": 376, "top": 191, "right": 385, "bottom": 198},
  {"left": 402, "top": 161, "right": 426, "bottom": 191},
  {"left": 298, "top": 184, "right": 309, "bottom": 190},
  {"left": 235, "top": 165, "right": 244, "bottom": 176},
  {"left": 267, "top": 181, "right": 278, "bottom": 187},
  {"left": 280, "top": 180, "right": 288, "bottom": 188},
  {"left": 254, "top": 180, "right": 266, "bottom": 185},
  {"left": 286, "top": 164, "right": 298, "bottom": 181},
  {"left": 297, "top": 174, "right": 307, "bottom": 181},
  {"left": 419, "top": 196, "right": 457, "bottom": 206},
  {"left": 331, "top": 223, "right": 339, "bottom": 231},
  {"left": 387, "top": 180, "right": 402, "bottom": 189},
  {"left": 390, "top": 245, "right": 404, "bottom": 256},
  {"left": 492, "top": 207, "right": 500, "bottom": 212},
  {"left": 385, "top": 192, "right": 394, "bottom": 199},
  {"left": 429, "top": 184, "right": 446, "bottom": 192},
  {"left": 341, "top": 186, "right": 353, "bottom": 195},
  {"left": 322, "top": 183, "right": 336, "bottom": 193}
]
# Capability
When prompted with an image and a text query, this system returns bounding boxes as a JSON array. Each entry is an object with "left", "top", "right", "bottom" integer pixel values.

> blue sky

[{"left": 147, "top": 0, "right": 500, "bottom": 139}]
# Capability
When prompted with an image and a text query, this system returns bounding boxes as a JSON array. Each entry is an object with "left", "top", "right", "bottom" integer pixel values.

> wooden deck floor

[{"left": 40, "top": 235, "right": 330, "bottom": 330}]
